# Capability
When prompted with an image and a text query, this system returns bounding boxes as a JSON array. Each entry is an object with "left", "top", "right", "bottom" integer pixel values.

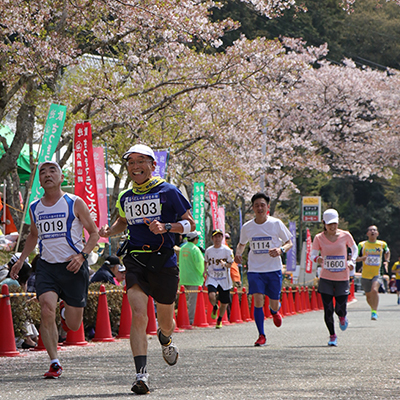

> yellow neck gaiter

[{"left": 131, "top": 176, "right": 165, "bottom": 195}]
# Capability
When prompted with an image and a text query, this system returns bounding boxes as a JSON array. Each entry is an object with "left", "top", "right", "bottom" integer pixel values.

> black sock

[
  {"left": 217, "top": 316, "right": 222, "bottom": 324},
  {"left": 134, "top": 356, "right": 147, "bottom": 374},
  {"left": 158, "top": 330, "right": 171, "bottom": 346}
]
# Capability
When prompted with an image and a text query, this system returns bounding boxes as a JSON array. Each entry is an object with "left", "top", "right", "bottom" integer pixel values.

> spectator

[
  {"left": 90, "top": 255, "right": 125, "bottom": 285},
  {"left": 178, "top": 231, "right": 205, "bottom": 324}
]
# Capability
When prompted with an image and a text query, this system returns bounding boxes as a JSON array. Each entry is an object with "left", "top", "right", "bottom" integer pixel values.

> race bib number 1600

[{"left": 124, "top": 193, "right": 161, "bottom": 225}]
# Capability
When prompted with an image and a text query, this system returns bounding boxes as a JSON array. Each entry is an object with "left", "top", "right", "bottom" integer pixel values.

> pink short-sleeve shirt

[{"left": 312, "top": 229, "right": 356, "bottom": 281}]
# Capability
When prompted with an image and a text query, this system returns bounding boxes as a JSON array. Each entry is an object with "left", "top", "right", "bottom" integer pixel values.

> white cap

[
  {"left": 122, "top": 144, "right": 155, "bottom": 160},
  {"left": 38, "top": 161, "right": 63, "bottom": 174},
  {"left": 118, "top": 264, "right": 126, "bottom": 272},
  {"left": 323, "top": 209, "right": 339, "bottom": 225},
  {"left": 186, "top": 231, "right": 199, "bottom": 240}
]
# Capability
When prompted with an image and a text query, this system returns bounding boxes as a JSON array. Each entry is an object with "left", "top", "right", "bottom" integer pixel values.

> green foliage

[{"left": 211, "top": 0, "right": 400, "bottom": 69}]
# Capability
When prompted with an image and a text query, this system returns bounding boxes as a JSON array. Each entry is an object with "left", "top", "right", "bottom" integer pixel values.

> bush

[{"left": 8, "top": 285, "right": 42, "bottom": 340}]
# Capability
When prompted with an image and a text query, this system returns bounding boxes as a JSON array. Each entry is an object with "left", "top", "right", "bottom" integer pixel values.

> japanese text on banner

[{"left": 74, "top": 122, "right": 100, "bottom": 228}]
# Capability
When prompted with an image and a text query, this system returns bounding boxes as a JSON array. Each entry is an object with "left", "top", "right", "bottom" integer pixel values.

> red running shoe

[
  {"left": 59, "top": 301, "right": 70, "bottom": 332},
  {"left": 254, "top": 334, "right": 267, "bottom": 347},
  {"left": 44, "top": 362, "right": 63, "bottom": 379},
  {"left": 272, "top": 311, "right": 282, "bottom": 328}
]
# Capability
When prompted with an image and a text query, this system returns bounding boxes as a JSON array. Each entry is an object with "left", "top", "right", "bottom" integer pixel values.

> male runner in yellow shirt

[{"left": 357, "top": 225, "right": 390, "bottom": 320}]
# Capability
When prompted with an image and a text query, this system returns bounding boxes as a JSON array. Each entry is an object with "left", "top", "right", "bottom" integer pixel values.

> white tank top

[{"left": 30, "top": 193, "right": 84, "bottom": 263}]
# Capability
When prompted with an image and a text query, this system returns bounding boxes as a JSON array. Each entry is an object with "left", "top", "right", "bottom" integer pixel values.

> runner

[
  {"left": 99, "top": 144, "right": 195, "bottom": 394},
  {"left": 391, "top": 255, "right": 400, "bottom": 305},
  {"left": 234, "top": 192, "right": 292, "bottom": 346},
  {"left": 311, "top": 209, "right": 358, "bottom": 346},
  {"left": 10, "top": 161, "right": 99, "bottom": 378},
  {"left": 204, "top": 229, "right": 234, "bottom": 329},
  {"left": 357, "top": 225, "right": 390, "bottom": 320}
]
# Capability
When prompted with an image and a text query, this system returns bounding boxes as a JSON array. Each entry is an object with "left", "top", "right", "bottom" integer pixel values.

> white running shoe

[
  {"left": 131, "top": 373, "right": 150, "bottom": 394},
  {"left": 158, "top": 328, "right": 179, "bottom": 366}
]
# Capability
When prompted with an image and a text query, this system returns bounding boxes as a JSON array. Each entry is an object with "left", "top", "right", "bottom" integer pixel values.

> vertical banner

[
  {"left": 93, "top": 147, "right": 108, "bottom": 242},
  {"left": 305, "top": 228, "right": 312, "bottom": 273},
  {"left": 74, "top": 122, "right": 99, "bottom": 229},
  {"left": 193, "top": 182, "right": 205, "bottom": 249},
  {"left": 209, "top": 190, "right": 218, "bottom": 230},
  {"left": 286, "top": 221, "right": 297, "bottom": 272},
  {"left": 153, "top": 150, "right": 168, "bottom": 179},
  {"left": 25, "top": 104, "right": 67, "bottom": 224}
]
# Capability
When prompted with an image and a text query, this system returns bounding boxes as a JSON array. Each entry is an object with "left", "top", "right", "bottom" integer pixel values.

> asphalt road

[{"left": 1, "top": 292, "right": 399, "bottom": 399}]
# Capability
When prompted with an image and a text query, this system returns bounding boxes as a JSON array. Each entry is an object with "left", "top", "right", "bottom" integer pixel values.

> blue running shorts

[{"left": 247, "top": 270, "right": 282, "bottom": 300}]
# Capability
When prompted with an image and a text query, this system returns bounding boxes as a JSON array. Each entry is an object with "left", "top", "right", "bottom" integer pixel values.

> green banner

[
  {"left": 24, "top": 104, "right": 67, "bottom": 224},
  {"left": 193, "top": 182, "right": 205, "bottom": 249}
]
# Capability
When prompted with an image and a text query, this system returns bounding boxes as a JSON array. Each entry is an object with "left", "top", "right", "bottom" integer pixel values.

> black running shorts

[
  {"left": 35, "top": 257, "right": 89, "bottom": 307},
  {"left": 124, "top": 253, "right": 179, "bottom": 305}
]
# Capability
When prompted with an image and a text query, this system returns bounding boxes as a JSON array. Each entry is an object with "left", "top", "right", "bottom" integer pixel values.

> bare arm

[
  {"left": 99, "top": 216, "right": 128, "bottom": 238},
  {"left": 269, "top": 239, "right": 293, "bottom": 258},
  {"left": 149, "top": 209, "right": 196, "bottom": 235},
  {"left": 234, "top": 243, "right": 246, "bottom": 264},
  {"left": 66, "top": 197, "right": 100, "bottom": 273}
]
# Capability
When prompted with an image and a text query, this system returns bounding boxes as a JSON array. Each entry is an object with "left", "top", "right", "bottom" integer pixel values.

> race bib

[
  {"left": 37, "top": 212, "right": 67, "bottom": 240},
  {"left": 365, "top": 254, "right": 381, "bottom": 266},
  {"left": 324, "top": 255, "right": 346, "bottom": 272},
  {"left": 124, "top": 193, "right": 161, "bottom": 225},
  {"left": 211, "top": 269, "right": 225, "bottom": 279},
  {"left": 251, "top": 236, "right": 272, "bottom": 254}
]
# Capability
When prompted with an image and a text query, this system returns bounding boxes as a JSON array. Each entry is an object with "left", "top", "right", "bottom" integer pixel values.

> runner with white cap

[
  {"left": 99, "top": 144, "right": 196, "bottom": 394},
  {"left": 311, "top": 208, "right": 358, "bottom": 346}
]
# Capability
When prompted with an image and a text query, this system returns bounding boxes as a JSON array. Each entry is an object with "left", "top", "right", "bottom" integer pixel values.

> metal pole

[{"left": 104, "top": 142, "right": 111, "bottom": 256}]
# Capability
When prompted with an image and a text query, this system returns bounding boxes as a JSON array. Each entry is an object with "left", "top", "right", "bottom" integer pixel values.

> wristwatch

[
  {"left": 165, "top": 222, "right": 172, "bottom": 232},
  {"left": 280, "top": 247, "right": 286, "bottom": 254},
  {"left": 80, "top": 251, "right": 89, "bottom": 260}
]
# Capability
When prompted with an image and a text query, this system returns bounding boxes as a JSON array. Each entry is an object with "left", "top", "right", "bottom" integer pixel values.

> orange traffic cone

[
  {"left": 348, "top": 280, "right": 355, "bottom": 302},
  {"left": 317, "top": 291, "right": 324, "bottom": 310},
  {"left": 264, "top": 296, "right": 272, "bottom": 319},
  {"left": 0, "top": 284, "right": 21, "bottom": 357},
  {"left": 288, "top": 287, "right": 296, "bottom": 315},
  {"left": 281, "top": 288, "right": 289, "bottom": 317},
  {"left": 193, "top": 286, "right": 209, "bottom": 327},
  {"left": 64, "top": 322, "right": 91, "bottom": 346},
  {"left": 173, "top": 312, "right": 183, "bottom": 333},
  {"left": 32, "top": 332, "right": 46, "bottom": 352},
  {"left": 301, "top": 287, "right": 309, "bottom": 312},
  {"left": 229, "top": 287, "right": 243, "bottom": 323},
  {"left": 310, "top": 286, "right": 319, "bottom": 311},
  {"left": 93, "top": 285, "right": 115, "bottom": 342},
  {"left": 146, "top": 296, "right": 158, "bottom": 335},
  {"left": 295, "top": 287, "right": 303, "bottom": 313},
  {"left": 177, "top": 286, "right": 193, "bottom": 330},
  {"left": 117, "top": 285, "right": 132, "bottom": 339},
  {"left": 305, "top": 287, "right": 311, "bottom": 311},
  {"left": 240, "top": 287, "right": 252, "bottom": 322}
]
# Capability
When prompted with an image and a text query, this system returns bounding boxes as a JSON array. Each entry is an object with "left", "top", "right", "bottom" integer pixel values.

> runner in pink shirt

[{"left": 311, "top": 209, "right": 358, "bottom": 347}]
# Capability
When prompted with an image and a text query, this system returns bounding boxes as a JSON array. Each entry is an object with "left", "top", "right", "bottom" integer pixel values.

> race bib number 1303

[{"left": 124, "top": 193, "right": 161, "bottom": 224}]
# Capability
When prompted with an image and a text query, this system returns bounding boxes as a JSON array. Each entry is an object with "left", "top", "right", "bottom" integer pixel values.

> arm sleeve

[
  {"left": 349, "top": 243, "right": 358, "bottom": 265},
  {"left": 311, "top": 249, "right": 320, "bottom": 263}
]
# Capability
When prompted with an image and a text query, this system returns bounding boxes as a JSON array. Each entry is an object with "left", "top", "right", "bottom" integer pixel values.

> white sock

[{"left": 51, "top": 358, "right": 60, "bottom": 365}]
